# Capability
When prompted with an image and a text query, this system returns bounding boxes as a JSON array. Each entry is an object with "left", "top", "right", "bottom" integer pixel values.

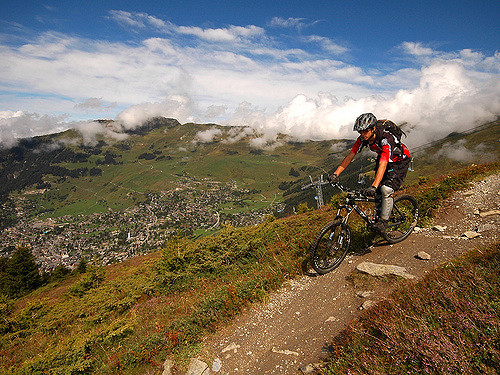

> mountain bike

[{"left": 310, "top": 182, "right": 419, "bottom": 275}]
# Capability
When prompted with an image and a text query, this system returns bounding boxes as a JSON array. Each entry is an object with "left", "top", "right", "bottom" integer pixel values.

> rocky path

[{"left": 175, "top": 173, "right": 500, "bottom": 375}]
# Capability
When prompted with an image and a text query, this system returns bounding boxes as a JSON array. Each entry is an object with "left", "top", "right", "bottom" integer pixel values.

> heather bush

[{"left": 324, "top": 243, "right": 500, "bottom": 374}]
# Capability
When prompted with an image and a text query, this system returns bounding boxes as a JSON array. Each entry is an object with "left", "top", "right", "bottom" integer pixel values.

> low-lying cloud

[
  {"left": 436, "top": 140, "right": 494, "bottom": 163},
  {"left": 0, "top": 112, "right": 69, "bottom": 149},
  {"left": 72, "top": 121, "right": 129, "bottom": 146},
  {"left": 193, "top": 127, "right": 223, "bottom": 143},
  {"left": 240, "top": 60, "right": 499, "bottom": 148},
  {"left": 114, "top": 59, "right": 500, "bottom": 149},
  {"left": 115, "top": 95, "right": 198, "bottom": 130}
]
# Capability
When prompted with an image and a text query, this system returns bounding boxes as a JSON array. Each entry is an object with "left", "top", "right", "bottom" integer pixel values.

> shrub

[
  {"left": 138, "top": 153, "right": 156, "bottom": 160},
  {"left": 0, "top": 246, "right": 42, "bottom": 298},
  {"left": 50, "top": 264, "right": 71, "bottom": 282},
  {"left": 67, "top": 266, "right": 105, "bottom": 297},
  {"left": 0, "top": 294, "right": 14, "bottom": 334},
  {"left": 324, "top": 243, "right": 500, "bottom": 374},
  {"left": 297, "top": 202, "right": 312, "bottom": 214}
]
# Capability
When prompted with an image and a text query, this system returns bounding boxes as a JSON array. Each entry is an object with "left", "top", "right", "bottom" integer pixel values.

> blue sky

[{"left": 0, "top": 0, "right": 499, "bottom": 147}]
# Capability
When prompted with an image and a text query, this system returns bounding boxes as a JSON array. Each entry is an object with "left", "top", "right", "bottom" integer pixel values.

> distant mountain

[{"left": 0, "top": 116, "right": 349, "bottom": 220}]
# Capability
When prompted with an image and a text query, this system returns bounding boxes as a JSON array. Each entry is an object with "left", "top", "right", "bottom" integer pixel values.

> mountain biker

[{"left": 329, "top": 113, "right": 411, "bottom": 232}]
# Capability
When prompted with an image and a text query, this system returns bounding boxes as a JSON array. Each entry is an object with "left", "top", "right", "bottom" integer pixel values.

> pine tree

[
  {"left": 75, "top": 258, "right": 88, "bottom": 274},
  {"left": 50, "top": 263, "right": 71, "bottom": 281},
  {"left": 0, "top": 256, "right": 9, "bottom": 296},
  {"left": 5, "top": 246, "right": 42, "bottom": 297}
]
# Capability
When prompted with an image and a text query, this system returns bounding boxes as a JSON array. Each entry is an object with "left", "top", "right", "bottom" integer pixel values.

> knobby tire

[
  {"left": 310, "top": 220, "right": 351, "bottom": 275},
  {"left": 382, "top": 194, "right": 419, "bottom": 244}
]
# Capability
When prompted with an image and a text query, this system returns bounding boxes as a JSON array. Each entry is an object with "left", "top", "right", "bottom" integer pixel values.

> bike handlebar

[{"left": 329, "top": 181, "right": 370, "bottom": 200}]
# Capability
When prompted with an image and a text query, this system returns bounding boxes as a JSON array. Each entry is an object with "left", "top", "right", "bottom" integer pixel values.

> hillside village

[{"left": 0, "top": 174, "right": 280, "bottom": 271}]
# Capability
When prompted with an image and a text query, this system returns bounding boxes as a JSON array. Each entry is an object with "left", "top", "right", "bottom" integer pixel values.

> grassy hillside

[
  {"left": 0, "top": 211, "right": 332, "bottom": 374},
  {"left": 1, "top": 162, "right": 498, "bottom": 374},
  {"left": 2, "top": 118, "right": 349, "bottom": 219}
]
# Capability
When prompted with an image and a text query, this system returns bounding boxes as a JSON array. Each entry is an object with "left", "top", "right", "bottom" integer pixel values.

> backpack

[
  {"left": 376, "top": 120, "right": 406, "bottom": 143},
  {"left": 359, "top": 120, "right": 407, "bottom": 155}
]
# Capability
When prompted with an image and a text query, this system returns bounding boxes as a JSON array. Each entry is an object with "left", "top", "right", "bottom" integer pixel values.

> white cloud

[
  {"left": 109, "top": 10, "right": 166, "bottom": 29},
  {"left": 50, "top": 54, "right": 500, "bottom": 151},
  {"left": 115, "top": 95, "right": 198, "bottom": 129},
  {"left": 0, "top": 112, "right": 69, "bottom": 148},
  {"left": 222, "top": 126, "right": 255, "bottom": 144},
  {"left": 481, "top": 51, "right": 500, "bottom": 72},
  {"left": 194, "top": 127, "right": 222, "bottom": 143},
  {"left": 74, "top": 97, "right": 117, "bottom": 110},
  {"left": 436, "top": 140, "right": 494, "bottom": 163},
  {"left": 330, "top": 141, "right": 349, "bottom": 153},
  {"left": 269, "top": 17, "right": 306, "bottom": 29},
  {"left": 379, "top": 61, "right": 500, "bottom": 146},
  {"left": 0, "top": 15, "right": 359, "bottom": 121},
  {"left": 306, "top": 35, "right": 349, "bottom": 55},
  {"left": 218, "top": 59, "right": 500, "bottom": 148},
  {"left": 204, "top": 105, "right": 228, "bottom": 120},
  {"left": 0, "top": 32, "right": 188, "bottom": 107},
  {"left": 400, "top": 41, "right": 435, "bottom": 56},
  {"left": 0, "top": 110, "right": 24, "bottom": 119},
  {"left": 0, "top": 110, "right": 127, "bottom": 148},
  {"left": 176, "top": 24, "right": 265, "bottom": 42},
  {"left": 268, "top": 17, "right": 320, "bottom": 31},
  {"left": 72, "top": 121, "right": 128, "bottom": 146}
]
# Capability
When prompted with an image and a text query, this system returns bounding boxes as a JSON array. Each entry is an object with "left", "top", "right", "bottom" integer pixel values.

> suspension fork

[
  {"left": 330, "top": 205, "right": 352, "bottom": 248},
  {"left": 336, "top": 204, "right": 353, "bottom": 225}
]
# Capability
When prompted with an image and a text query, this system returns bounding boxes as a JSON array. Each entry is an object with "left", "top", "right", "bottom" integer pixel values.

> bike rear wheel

[
  {"left": 310, "top": 220, "right": 351, "bottom": 275},
  {"left": 382, "top": 195, "right": 419, "bottom": 244}
]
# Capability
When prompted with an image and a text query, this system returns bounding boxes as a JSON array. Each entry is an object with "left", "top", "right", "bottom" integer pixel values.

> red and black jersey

[{"left": 351, "top": 120, "right": 411, "bottom": 163}]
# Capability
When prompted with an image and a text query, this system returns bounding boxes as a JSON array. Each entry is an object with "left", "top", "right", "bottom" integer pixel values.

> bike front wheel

[
  {"left": 383, "top": 195, "right": 419, "bottom": 244},
  {"left": 310, "top": 220, "right": 351, "bottom": 275}
]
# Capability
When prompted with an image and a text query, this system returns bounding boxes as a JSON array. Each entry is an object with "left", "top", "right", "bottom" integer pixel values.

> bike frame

[
  {"left": 309, "top": 181, "right": 418, "bottom": 275},
  {"left": 334, "top": 189, "right": 378, "bottom": 228},
  {"left": 332, "top": 182, "right": 408, "bottom": 231}
]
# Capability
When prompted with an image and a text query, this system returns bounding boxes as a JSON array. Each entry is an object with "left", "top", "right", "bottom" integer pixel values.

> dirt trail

[{"left": 198, "top": 173, "right": 500, "bottom": 374}]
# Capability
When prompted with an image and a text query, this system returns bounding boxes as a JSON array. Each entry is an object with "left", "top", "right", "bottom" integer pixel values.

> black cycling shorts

[{"left": 381, "top": 158, "right": 411, "bottom": 191}]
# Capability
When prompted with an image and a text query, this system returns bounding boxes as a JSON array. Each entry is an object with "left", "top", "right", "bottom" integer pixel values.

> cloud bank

[
  {"left": 0, "top": 11, "right": 499, "bottom": 149},
  {"left": 117, "top": 58, "right": 500, "bottom": 149},
  {"left": 0, "top": 111, "right": 69, "bottom": 148},
  {"left": 436, "top": 139, "right": 494, "bottom": 163}
]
